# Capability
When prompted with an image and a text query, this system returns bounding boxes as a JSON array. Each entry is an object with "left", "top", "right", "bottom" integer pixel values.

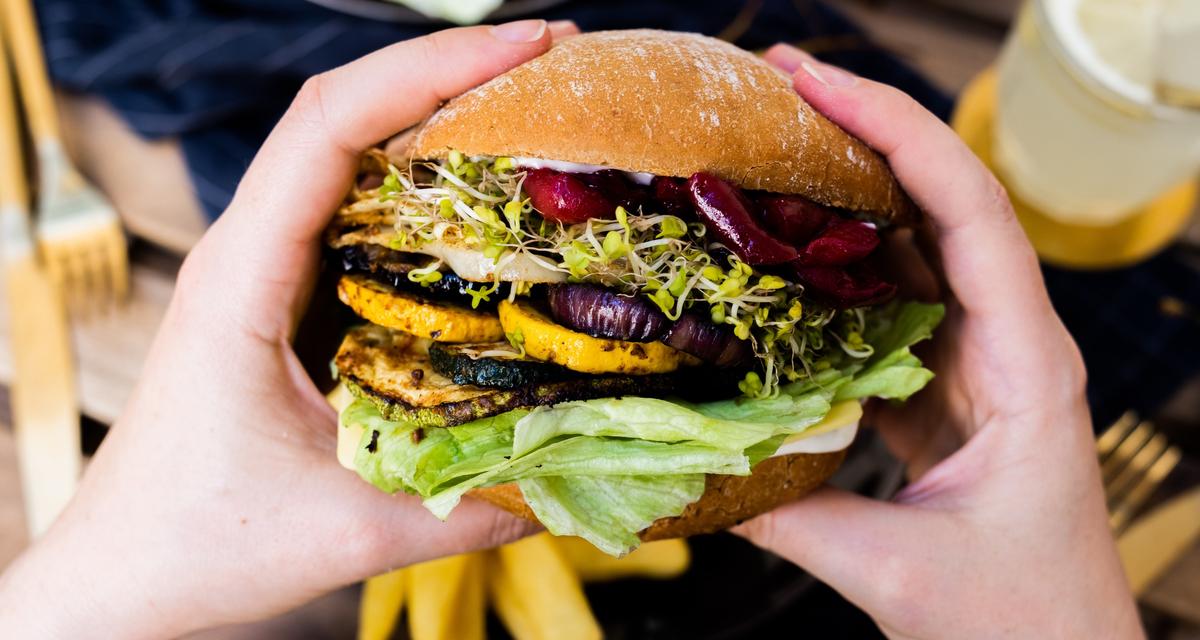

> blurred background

[{"left": 0, "top": 0, "right": 1197, "bottom": 638}]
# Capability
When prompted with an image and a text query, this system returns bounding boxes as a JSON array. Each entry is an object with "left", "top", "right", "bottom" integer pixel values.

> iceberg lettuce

[{"left": 344, "top": 302, "right": 943, "bottom": 556}]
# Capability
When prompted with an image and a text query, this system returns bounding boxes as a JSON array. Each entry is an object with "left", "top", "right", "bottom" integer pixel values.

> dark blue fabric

[
  {"left": 1044, "top": 251, "right": 1200, "bottom": 428},
  {"left": 35, "top": 0, "right": 950, "bottom": 218}
]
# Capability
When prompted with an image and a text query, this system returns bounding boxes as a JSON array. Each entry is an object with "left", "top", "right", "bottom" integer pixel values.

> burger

[{"left": 327, "top": 30, "right": 943, "bottom": 556}]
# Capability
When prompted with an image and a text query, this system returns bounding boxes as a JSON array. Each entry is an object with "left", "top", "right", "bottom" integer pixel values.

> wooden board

[
  {"left": 826, "top": 0, "right": 1006, "bottom": 93},
  {"left": 0, "top": 245, "right": 177, "bottom": 426}
]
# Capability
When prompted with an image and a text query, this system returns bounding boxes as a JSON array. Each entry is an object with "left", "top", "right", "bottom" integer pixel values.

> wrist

[{"left": 0, "top": 523, "right": 190, "bottom": 640}]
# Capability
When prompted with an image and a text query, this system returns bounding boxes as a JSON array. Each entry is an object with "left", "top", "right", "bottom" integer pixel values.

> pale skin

[
  {"left": 734, "top": 44, "right": 1144, "bottom": 639},
  {"left": 0, "top": 23, "right": 1140, "bottom": 640}
]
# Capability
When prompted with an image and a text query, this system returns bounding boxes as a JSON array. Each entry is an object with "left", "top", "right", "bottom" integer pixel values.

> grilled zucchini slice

[
  {"left": 337, "top": 274, "right": 503, "bottom": 342},
  {"left": 335, "top": 325, "right": 679, "bottom": 427},
  {"left": 337, "top": 245, "right": 503, "bottom": 310},
  {"left": 498, "top": 300, "right": 693, "bottom": 375},
  {"left": 429, "top": 342, "right": 576, "bottom": 389}
]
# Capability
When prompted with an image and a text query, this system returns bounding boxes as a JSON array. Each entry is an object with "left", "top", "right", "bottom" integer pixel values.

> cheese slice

[
  {"left": 771, "top": 399, "right": 862, "bottom": 457},
  {"left": 330, "top": 384, "right": 363, "bottom": 470}
]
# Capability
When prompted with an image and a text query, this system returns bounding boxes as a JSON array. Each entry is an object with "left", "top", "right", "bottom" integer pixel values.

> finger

[
  {"left": 880, "top": 228, "right": 941, "bottom": 303},
  {"left": 762, "top": 42, "right": 813, "bottom": 73},
  {"left": 548, "top": 20, "right": 580, "bottom": 39},
  {"left": 241, "top": 20, "right": 554, "bottom": 240},
  {"left": 204, "top": 22, "right": 555, "bottom": 331},
  {"left": 770, "top": 46, "right": 1049, "bottom": 328},
  {"left": 733, "top": 487, "right": 955, "bottom": 618},
  {"left": 766, "top": 44, "right": 1047, "bottom": 327}
]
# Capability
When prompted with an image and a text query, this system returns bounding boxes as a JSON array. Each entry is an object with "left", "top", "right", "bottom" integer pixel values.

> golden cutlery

[
  {"left": 1117, "top": 487, "right": 1200, "bottom": 596},
  {"left": 1097, "top": 412, "right": 1182, "bottom": 532},
  {"left": 0, "top": 27, "right": 81, "bottom": 536},
  {"left": 0, "top": 0, "right": 128, "bottom": 312}
]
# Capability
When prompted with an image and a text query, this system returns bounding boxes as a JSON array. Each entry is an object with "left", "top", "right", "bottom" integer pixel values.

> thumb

[{"left": 733, "top": 487, "right": 954, "bottom": 617}]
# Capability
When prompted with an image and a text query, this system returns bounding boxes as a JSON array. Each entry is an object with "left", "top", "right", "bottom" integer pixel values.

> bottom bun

[{"left": 468, "top": 450, "right": 847, "bottom": 541}]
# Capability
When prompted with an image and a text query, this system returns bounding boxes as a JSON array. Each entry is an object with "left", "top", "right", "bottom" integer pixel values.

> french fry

[
  {"left": 358, "top": 568, "right": 406, "bottom": 640},
  {"left": 489, "top": 533, "right": 602, "bottom": 640},
  {"left": 406, "top": 552, "right": 486, "bottom": 640},
  {"left": 556, "top": 536, "right": 691, "bottom": 582}
]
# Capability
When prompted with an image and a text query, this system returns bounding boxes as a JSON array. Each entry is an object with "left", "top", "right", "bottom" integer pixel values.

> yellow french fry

[
  {"left": 358, "top": 568, "right": 405, "bottom": 640},
  {"left": 489, "top": 533, "right": 602, "bottom": 640},
  {"left": 406, "top": 553, "right": 486, "bottom": 640},
  {"left": 556, "top": 536, "right": 691, "bottom": 582}
]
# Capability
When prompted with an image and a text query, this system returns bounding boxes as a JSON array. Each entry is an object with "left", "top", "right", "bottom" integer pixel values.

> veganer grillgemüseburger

[{"left": 327, "top": 30, "right": 943, "bottom": 556}]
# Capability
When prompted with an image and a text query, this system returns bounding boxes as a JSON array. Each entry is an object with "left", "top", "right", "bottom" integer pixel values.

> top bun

[{"left": 411, "top": 29, "right": 917, "bottom": 226}]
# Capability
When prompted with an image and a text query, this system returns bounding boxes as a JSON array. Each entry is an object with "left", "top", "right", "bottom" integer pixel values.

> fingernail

[
  {"left": 491, "top": 19, "right": 548, "bottom": 43},
  {"left": 766, "top": 43, "right": 813, "bottom": 73},
  {"left": 548, "top": 20, "right": 579, "bottom": 38},
  {"left": 800, "top": 60, "right": 858, "bottom": 88}
]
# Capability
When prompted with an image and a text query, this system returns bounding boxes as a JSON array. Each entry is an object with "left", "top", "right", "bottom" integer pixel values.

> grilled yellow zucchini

[
  {"left": 335, "top": 325, "right": 679, "bottom": 427},
  {"left": 338, "top": 274, "right": 504, "bottom": 343},
  {"left": 498, "top": 301, "right": 691, "bottom": 375}
]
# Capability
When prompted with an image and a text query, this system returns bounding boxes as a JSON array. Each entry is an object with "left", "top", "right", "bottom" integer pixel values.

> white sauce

[{"left": 512, "top": 157, "right": 656, "bottom": 186}]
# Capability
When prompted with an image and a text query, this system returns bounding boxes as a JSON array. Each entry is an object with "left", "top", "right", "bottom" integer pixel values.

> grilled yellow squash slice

[
  {"left": 498, "top": 300, "right": 691, "bottom": 375},
  {"left": 335, "top": 324, "right": 680, "bottom": 427},
  {"left": 338, "top": 274, "right": 503, "bottom": 343}
]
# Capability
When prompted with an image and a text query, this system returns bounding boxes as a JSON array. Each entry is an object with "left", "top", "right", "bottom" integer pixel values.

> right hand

[{"left": 733, "top": 44, "right": 1143, "bottom": 640}]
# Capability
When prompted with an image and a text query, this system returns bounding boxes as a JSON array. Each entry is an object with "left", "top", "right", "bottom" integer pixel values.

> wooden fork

[
  {"left": 0, "top": 0, "right": 129, "bottom": 312},
  {"left": 1097, "top": 412, "right": 1182, "bottom": 533},
  {"left": 0, "top": 24, "right": 81, "bottom": 536}
]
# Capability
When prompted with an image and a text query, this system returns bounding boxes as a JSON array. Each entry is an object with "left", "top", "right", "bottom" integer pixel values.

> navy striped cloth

[{"left": 34, "top": 0, "right": 1199, "bottom": 428}]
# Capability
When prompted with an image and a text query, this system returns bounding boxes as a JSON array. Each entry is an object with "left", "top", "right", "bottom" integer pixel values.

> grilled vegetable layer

[
  {"left": 498, "top": 300, "right": 694, "bottom": 375},
  {"left": 428, "top": 342, "right": 578, "bottom": 389},
  {"left": 337, "top": 275, "right": 504, "bottom": 343},
  {"left": 336, "top": 324, "right": 680, "bottom": 427}
]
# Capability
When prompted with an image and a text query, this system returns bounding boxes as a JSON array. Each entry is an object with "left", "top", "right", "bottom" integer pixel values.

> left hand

[{"left": 0, "top": 20, "right": 576, "bottom": 640}]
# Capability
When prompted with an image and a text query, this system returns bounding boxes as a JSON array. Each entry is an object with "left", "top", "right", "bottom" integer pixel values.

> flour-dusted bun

[
  {"left": 411, "top": 29, "right": 917, "bottom": 226},
  {"left": 469, "top": 449, "right": 847, "bottom": 541}
]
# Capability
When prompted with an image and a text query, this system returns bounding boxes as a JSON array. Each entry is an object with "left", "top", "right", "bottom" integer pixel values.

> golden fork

[
  {"left": 0, "top": 0, "right": 129, "bottom": 312},
  {"left": 1097, "top": 412, "right": 1182, "bottom": 533},
  {"left": 0, "top": 23, "right": 81, "bottom": 536}
]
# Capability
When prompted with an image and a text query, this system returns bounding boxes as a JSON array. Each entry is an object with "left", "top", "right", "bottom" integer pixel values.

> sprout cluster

[{"left": 351, "top": 153, "right": 874, "bottom": 397}]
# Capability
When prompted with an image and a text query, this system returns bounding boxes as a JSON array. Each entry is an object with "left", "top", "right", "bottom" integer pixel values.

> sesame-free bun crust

[
  {"left": 469, "top": 449, "right": 847, "bottom": 541},
  {"left": 411, "top": 30, "right": 916, "bottom": 226}
]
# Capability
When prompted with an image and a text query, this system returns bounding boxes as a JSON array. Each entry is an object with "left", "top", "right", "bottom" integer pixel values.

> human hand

[
  {"left": 735, "top": 44, "right": 1142, "bottom": 640},
  {"left": 0, "top": 20, "right": 578, "bottom": 640}
]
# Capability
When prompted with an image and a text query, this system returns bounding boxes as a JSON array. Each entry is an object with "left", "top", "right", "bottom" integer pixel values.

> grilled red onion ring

[
  {"left": 663, "top": 313, "right": 751, "bottom": 367},
  {"left": 547, "top": 284, "right": 670, "bottom": 342}
]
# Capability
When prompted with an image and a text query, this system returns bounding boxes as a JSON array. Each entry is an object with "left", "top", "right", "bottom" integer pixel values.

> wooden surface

[
  {"left": 0, "top": 247, "right": 177, "bottom": 427},
  {"left": 0, "top": 14, "right": 81, "bottom": 537},
  {"left": 829, "top": 0, "right": 1006, "bottom": 93},
  {"left": 0, "top": 0, "right": 1196, "bottom": 633}
]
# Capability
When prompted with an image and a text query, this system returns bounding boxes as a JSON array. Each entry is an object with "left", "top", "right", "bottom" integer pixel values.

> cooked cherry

[
  {"left": 578, "top": 170, "right": 650, "bottom": 211},
  {"left": 652, "top": 176, "right": 694, "bottom": 217},
  {"left": 795, "top": 217, "right": 880, "bottom": 266},
  {"left": 757, "top": 195, "right": 833, "bottom": 246},
  {"left": 523, "top": 168, "right": 615, "bottom": 223},
  {"left": 687, "top": 173, "right": 799, "bottom": 265},
  {"left": 793, "top": 264, "right": 896, "bottom": 309}
]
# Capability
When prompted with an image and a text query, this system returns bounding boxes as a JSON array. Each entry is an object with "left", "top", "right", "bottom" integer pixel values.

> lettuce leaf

[
  {"left": 519, "top": 475, "right": 707, "bottom": 557},
  {"left": 836, "top": 302, "right": 944, "bottom": 402},
  {"left": 344, "top": 301, "right": 943, "bottom": 556}
]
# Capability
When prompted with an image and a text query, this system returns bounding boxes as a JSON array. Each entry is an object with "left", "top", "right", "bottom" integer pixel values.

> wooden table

[{"left": 0, "top": 0, "right": 1196, "bottom": 635}]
